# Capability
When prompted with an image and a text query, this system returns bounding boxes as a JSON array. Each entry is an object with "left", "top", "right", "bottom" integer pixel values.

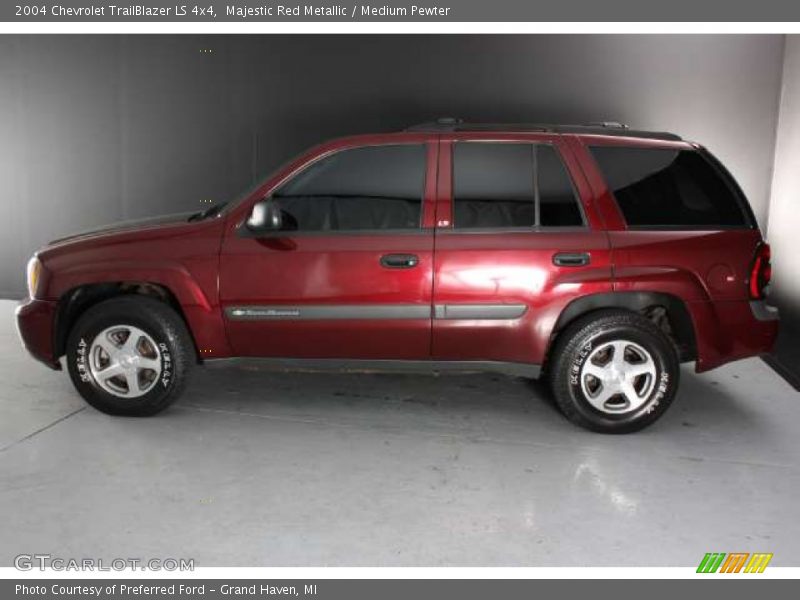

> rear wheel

[
  {"left": 66, "top": 296, "right": 194, "bottom": 416},
  {"left": 549, "top": 310, "right": 679, "bottom": 433}
]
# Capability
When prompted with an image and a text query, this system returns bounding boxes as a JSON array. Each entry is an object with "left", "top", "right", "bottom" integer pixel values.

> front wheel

[
  {"left": 549, "top": 310, "right": 680, "bottom": 433},
  {"left": 66, "top": 296, "right": 194, "bottom": 416}
]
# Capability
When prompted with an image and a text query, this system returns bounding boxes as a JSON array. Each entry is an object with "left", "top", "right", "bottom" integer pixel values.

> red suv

[{"left": 16, "top": 120, "right": 778, "bottom": 433}]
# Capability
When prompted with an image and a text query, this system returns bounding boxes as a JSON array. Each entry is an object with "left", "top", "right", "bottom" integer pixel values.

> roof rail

[
  {"left": 585, "top": 121, "right": 629, "bottom": 129},
  {"left": 404, "top": 118, "right": 681, "bottom": 141},
  {"left": 405, "top": 117, "right": 465, "bottom": 132}
]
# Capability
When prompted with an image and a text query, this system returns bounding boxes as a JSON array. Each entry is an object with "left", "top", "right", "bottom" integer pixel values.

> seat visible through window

[
  {"left": 453, "top": 142, "right": 583, "bottom": 229},
  {"left": 273, "top": 144, "right": 426, "bottom": 231}
]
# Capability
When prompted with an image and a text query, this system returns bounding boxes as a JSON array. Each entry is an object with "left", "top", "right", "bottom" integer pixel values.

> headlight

[{"left": 26, "top": 256, "right": 42, "bottom": 298}]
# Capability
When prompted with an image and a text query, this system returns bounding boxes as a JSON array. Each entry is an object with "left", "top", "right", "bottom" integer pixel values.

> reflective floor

[{"left": 1, "top": 300, "right": 799, "bottom": 567}]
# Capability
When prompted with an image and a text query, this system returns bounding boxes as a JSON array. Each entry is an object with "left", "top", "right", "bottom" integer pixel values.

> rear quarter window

[{"left": 589, "top": 146, "right": 753, "bottom": 229}]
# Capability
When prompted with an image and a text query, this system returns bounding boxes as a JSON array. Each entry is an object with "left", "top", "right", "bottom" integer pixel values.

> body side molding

[
  {"left": 226, "top": 304, "right": 529, "bottom": 321},
  {"left": 225, "top": 305, "right": 430, "bottom": 320},
  {"left": 205, "top": 357, "right": 541, "bottom": 378},
  {"left": 433, "top": 304, "right": 528, "bottom": 320}
]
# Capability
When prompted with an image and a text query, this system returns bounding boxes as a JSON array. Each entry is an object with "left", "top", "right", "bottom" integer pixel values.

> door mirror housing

[{"left": 246, "top": 198, "right": 283, "bottom": 232}]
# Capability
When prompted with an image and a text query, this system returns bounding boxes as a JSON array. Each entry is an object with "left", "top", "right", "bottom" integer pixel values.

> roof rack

[{"left": 405, "top": 117, "right": 682, "bottom": 141}]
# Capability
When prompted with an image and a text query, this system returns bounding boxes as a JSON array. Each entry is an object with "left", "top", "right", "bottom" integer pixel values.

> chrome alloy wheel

[
  {"left": 579, "top": 340, "right": 657, "bottom": 414},
  {"left": 88, "top": 325, "right": 162, "bottom": 398}
]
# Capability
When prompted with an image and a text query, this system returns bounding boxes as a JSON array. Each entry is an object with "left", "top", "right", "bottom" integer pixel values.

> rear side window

[
  {"left": 273, "top": 144, "right": 425, "bottom": 231},
  {"left": 453, "top": 143, "right": 583, "bottom": 229},
  {"left": 590, "top": 146, "right": 751, "bottom": 228}
]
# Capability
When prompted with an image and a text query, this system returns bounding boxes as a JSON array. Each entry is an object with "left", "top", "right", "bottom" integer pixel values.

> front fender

[
  {"left": 50, "top": 260, "right": 213, "bottom": 311},
  {"left": 46, "top": 260, "right": 232, "bottom": 360}
]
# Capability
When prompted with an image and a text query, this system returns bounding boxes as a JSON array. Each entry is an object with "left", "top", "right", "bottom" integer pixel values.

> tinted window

[
  {"left": 453, "top": 143, "right": 582, "bottom": 229},
  {"left": 538, "top": 145, "right": 583, "bottom": 226},
  {"left": 590, "top": 146, "right": 749, "bottom": 228},
  {"left": 273, "top": 144, "right": 425, "bottom": 231},
  {"left": 453, "top": 143, "right": 535, "bottom": 229}
]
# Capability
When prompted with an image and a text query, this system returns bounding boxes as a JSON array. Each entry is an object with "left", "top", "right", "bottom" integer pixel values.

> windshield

[{"left": 190, "top": 144, "right": 337, "bottom": 222}]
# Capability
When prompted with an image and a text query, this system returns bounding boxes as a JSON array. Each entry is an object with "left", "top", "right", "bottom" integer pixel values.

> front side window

[
  {"left": 452, "top": 142, "right": 583, "bottom": 229},
  {"left": 272, "top": 144, "right": 426, "bottom": 232},
  {"left": 589, "top": 146, "right": 751, "bottom": 228}
]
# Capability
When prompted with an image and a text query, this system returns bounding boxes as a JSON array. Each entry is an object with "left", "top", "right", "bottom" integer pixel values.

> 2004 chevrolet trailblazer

[{"left": 15, "top": 121, "right": 779, "bottom": 432}]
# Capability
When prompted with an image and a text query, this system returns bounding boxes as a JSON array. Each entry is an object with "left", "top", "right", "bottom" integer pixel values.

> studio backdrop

[{"left": 0, "top": 34, "right": 792, "bottom": 319}]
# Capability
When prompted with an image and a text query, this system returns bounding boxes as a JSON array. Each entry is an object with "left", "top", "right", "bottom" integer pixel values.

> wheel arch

[
  {"left": 547, "top": 291, "right": 697, "bottom": 366},
  {"left": 54, "top": 281, "right": 201, "bottom": 362}
]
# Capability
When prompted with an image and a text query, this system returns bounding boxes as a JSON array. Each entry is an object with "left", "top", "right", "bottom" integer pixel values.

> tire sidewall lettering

[
  {"left": 569, "top": 341, "right": 592, "bottom": 386},
  {"left": 646, "top": 371, "right": 670, "bottom": 414},
  {"left": 75, "top": 338, "right": 91, "bottom": 383},
  {"left": 159, "top": 342, "right": 172, "bottom": 389}
]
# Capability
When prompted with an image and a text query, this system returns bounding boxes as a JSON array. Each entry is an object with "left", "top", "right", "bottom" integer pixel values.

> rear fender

[{"left": 550, "top": 291, "right": 698, "bottom": 363}]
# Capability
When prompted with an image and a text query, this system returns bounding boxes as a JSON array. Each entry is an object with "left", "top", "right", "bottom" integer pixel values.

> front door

[{"left": 219, "top": 140, "right": 437, "bottom": 359}]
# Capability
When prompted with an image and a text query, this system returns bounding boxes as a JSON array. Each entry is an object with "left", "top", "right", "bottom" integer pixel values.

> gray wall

[
  {"left": 769, "top": 36, "right": 800, "bottom": 329},
  {"left": 0, "top": 35, "right": 786, "bottom": 298}
]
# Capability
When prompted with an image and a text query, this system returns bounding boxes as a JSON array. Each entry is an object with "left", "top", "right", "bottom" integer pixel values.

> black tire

[
  {"left": 66, "top": 296, "right": 194, "bottom": 416},
  {"left": 549, "top": 310, "right": 679, "bottom": 433}
]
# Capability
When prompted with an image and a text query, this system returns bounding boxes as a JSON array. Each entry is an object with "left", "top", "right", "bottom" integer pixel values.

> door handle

[
  {"left": 553, "top": 252, "right": 591, "bottom": 267},
  {"left": 380, "top": 254, "right": 419, "bottom": 269}
]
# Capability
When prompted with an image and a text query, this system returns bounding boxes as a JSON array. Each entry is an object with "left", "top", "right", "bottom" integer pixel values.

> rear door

[
  {"left": 431, "top": 133, "right": 613, "bottom": 367},
  {"left": 219, "top": 139, "right": 437, "bottom": 359}
]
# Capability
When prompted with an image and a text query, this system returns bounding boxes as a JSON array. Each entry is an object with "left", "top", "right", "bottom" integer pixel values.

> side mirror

[{"left": 246, "top": 198, "right": 283, "bottom": 232}]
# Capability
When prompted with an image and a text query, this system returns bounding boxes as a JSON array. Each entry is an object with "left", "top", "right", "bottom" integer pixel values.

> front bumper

[{"left": 15, "top": 298, "right": 60, "bottom": 370}]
